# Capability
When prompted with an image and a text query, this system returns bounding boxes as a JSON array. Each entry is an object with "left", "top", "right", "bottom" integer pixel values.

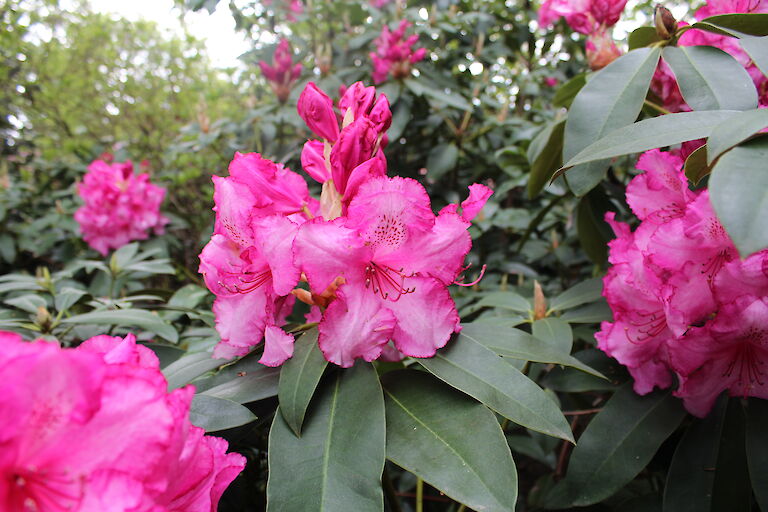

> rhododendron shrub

[
  {"left": 74, "top": 159, "right": 169, "bottom": 256},
  {"left": 200, "top": 81, "right": 491, "bottom": 367},
  {"left": 596, "top": 149, "right": 768, "bottom": 416},
  {"left": 0, "top": 331, "right": 244, "bottom": 511},
  {"left": 259, "top": 38, "right": 303, "bottom": 103}
]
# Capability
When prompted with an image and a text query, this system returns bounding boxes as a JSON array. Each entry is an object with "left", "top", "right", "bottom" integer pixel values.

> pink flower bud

[{"left": 298, "top": 82, "right": 340, "bottom": 142}]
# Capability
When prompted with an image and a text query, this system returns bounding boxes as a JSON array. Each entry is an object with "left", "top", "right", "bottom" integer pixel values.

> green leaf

[
  {"left": 745, "top": 398, "right": 768, "bottom": 511},
  {"left": 461, "top": 323, "right": 605, "bottom": 378},
  {"left": 404, "top": 78, "right": 472, "bottom": 110},
  {"left": 383, "top": 370, "right": 518, "bottom": 512},
  {"left": 548, "top": 277, "right": 603, "bottom": 312},
  {"left": 695, "top": 13, "right": 768, "bottom": 37},
  {"left": 528, "top": 120, "right": 565, "bottom": 198},
  {"left": 189, "top": 394, "right": 256, "bottom": 432},
  {"left": 707, "top": 108, "right": 768, "bottom": 164},
  {"left": 545, "top": 384, "right": 686, "bottom": 508},
  {"left": 532, "top": 317, "right": 573, "bottom": 354},
  {"left": 629, "top": 26, "right": 661, "bottom": 50},
  {"left": 740, "top": 35, "right": 768, "bottom": 76},
  {"left": 202, "top": 365, "right": 280, "bottom": 404},
  {"left": 426, "top": 143, "right": 459, "bottom": 180},
  {"left": 709, "top": 135, "right": 768, "bottom": 255},
  {"left": 662, "top": 46, "right": 757, "bottom": 111},
  {"left": 5, "top": 294, "right": 47, "bottom": 314},
  {"left": 278, "top": 328, "right": 328, "bottom": 436},
  {"left": 553, "top": 73, "right": 586, "bottom": 108},
  {"left": 663, "top": 396, "right": 751, "bottom": 512},
  {"left": 420, "top": 334, "right": 574, "bottom": 441},
  {"left": 563, "top": 47, "right": 661, "bottom": 195},
  {"left": 541, "top": 349, "right": 624, "bottom": 393},
  {"left": 267, "top": 363, "right": 386, "bottom": 512},
  {"left": 112, "top": 242, "right": 140, "bottom": 269},
  {"left": 54, "top": 287, "right": 87, "bottom": 312},
  {"left": 576, "top": 189, "right": 615, "bottom": 266},
  {"left": 62, "top": 308, "right": 178, "bottom": 343},
  {"left": 163, "top": 351, "right": 224, "bottom": 390},
  {"left": 560, "top": 300, "right": 612, "bottom": 323},
  {"left": 684, "top": 144, "right": 712, "bottom": 185},
  {"left": 473, "top": 291, "right": 531, "bottom": 313},
  {"left": 562, "top": 110, "right": 740, "bottom": 169}
]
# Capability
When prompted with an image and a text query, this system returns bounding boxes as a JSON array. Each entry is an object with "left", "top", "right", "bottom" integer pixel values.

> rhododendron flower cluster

[
  {"left": 259, "top": 38, "right": 303, "bottom": 103},
  {"left": 597, "top": 149, "right": 768, "bottom": 417},
  {"left": 0, "top": 331, "right": 245, "bottom": 511},
  {"left": 199, "top": 81, "right": 491, "bottom": 368},
  {"left": 651, "top": 0, "right": 768, "bottom": 112},
  {"left": 538, "top": 0, "right": 626, "bottom": 69},
  {"left": 370, "top": 20, "right": 427, "bottom": 83},
  {"left": 75, "top": 159, "right": 169, "bottom": 256}
]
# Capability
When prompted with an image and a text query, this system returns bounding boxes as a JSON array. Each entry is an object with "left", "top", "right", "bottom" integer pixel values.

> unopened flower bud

[
  {"left": 298, "top": 83, "right": 340, "bottom": 142},
  {"left": 654, "top": 6, "right": 678, "bottom": 40}
]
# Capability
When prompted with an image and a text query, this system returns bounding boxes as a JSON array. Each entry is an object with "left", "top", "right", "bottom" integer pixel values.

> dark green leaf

[
  {"left": 383, "top": 370, "right": 518, "bottom": 512},
  {"left": 532, "top": 317, "right": 573, "bottom": 353},
  {"left": 563, "top": 48, "right": 661, "bottom": 195},
  {"left": 54, "top": 287, "right": 87, "bottom": 312},
  {"left": 62, "top": 309, "right": 178, "bottom": 343},
  {"left": 560, "top": 300, "right": 613, "bottom": 323},
  {"left": 684, "top": 144, "right": 712, "bottom": 185},
  {"left": 420, "top": 334, "right": 574, "bottom": 441},
  {"left": 202, "top": 364, "right": 280, "bottom": 404},
  {"left": 461, "top": 323, "right": 605, "bottom": 378},
  {"left": 709, "top": 135, "right": 768, "bottom": 255},
  {"left": 548, "top": 278, "right": 604, "bottom": 312},
  {"left": 695, "top": 13, "right": 768, "bottom": 36},
  {"left": 278, "top": 328, "right": 328, "bottom": 436},
  {"left": 189, "top": 394, "right": 256, "bottom": 432},
  {"left": 545, "top": 384, "right": 686, "bottom": 508},
  {"left": 553, "top": 73, "right": 586, "bottom": 108},
  {"left": 629, "top": 26, "right": 662, "bottom": 50},
  {"left": 426, "top": 143, "right": 459, "bottom": 180},
  {"left": 562, "top": 110, "right": 740, "bottom": 169},
  {"left": 707, "top": 108, "right": 768, "bottom": 164},
  {"left": 163, "top": 351, "right": 224, "bottom": 390},
  {"left": 576, "top": 188, "right": 615, "bottom": 265},
  {"left": 663, "top": 396, "right": 751, "bottom": 512},
  {"left": 541, "top": 349, "right": 624, "bottom": 392},
  {"left": 267, "top": 363, "right": 385, "bottom": 511},
  {"left": 528, "top": 120, "right": 565, "bottom": 198},
  {"left": 473, "top": 291, "right": 531, "bottom": 313},
  {"left": 745, "top": 398, "right": 768, "bottom": 511},
  {"left": 662, "top": 46, "right": 757, "bottom": 111},
  {"left": 404, "top": 78, "right": 472, "bottom": 110}
]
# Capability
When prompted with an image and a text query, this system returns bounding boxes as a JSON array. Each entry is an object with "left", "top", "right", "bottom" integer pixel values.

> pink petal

[{"left": 260, "top": 326, "right": 295, "bottom": 367}]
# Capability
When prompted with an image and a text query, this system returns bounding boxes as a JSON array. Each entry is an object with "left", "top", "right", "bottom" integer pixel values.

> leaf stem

[
  {"left": 416, "top": 478, "right": 424, "bottom": 512},
  {"left": 643, "top": 99, "right": 672, "bottom": 116}
]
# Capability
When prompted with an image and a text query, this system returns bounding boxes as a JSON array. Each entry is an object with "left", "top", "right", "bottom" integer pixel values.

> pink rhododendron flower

[
  {"left": 597, "top": 148, "right": 768, "bottom": 417},
  {"left": 294, "top": 176, "right": 492, "bottom": 367},
  {"left": 0, "top": 332, "right": 245, "bottom": 511},
  {"left": 75, "top": 159, "right": 169, "bottom": 256},
  {"left": 259, "top": 38, "right": 303, "bottom": 103},
  {"left": 370, "top": 20, "right": 428, "bottom": 83},
  {"left": 538, "top": 0, "right": 627, "bottom": 34},
  {"left": 199, "top": 152, "right": 315, "bottom": 364},
  {"left": 585, "top": 28, "right": 622, "bottom": 70}
]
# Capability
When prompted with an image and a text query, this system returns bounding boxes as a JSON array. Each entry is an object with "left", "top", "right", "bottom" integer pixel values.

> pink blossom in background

[
  {"left": 199, "top": 81, "right": 491, "bottom": 369},
  {"left": 597, "top": 148, "right": 768, "bottom": 417},
  {"left": 538, "top": 0, "right": 628, "bottom": 34},
  {"left": 370, "top": 20, "right": 428, "bottom": 83},
  {"left": 544, "top": 77, "right": 559, "bottom": 87},
  {"left": 75, "top": 159, "right": 169, "bottom": 256},
  {"left": 262, "top": 0, "right": 304, "bottom": 21},
  {"left": 371, "top": 0, "right": 394, "bottom": 7},
  {"left": 0, "top": 332, "right": 245, "bottom": 511},
  {"left": 259, "top": 38, "right": 303, "bottom": 103},
  {"left": 585, "top": 28, "right": 622, "bottom": 69}
]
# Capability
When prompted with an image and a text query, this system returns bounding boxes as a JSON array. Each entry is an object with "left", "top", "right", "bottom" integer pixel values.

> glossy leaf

[
  {"left": 163, "top": 351, "right": 224, "bottom": 390},
  {"left": 528, "top": 120, "right": 565, "bottom": 198},
  {"left": 461, "top": 323, "right": 605, "bottom": 378},
  {"left": 683, "top": 144, "right": 711, "bottom": 185},
  {"left": 278, "top": 328, "right": 328, "bottom": 436},
  {"left": 532, "top": 317, "right": 573, "bottom": 354},
  {"left": 706, "top": 108, "right": 768, "bottom": 164},
  {"left": 663, "top": 396, "right": 750, "bottom": 512},
  {"left": 562, "top": 110, "right": 740, "bottom": 169},
  {"left": 189, "top": 394, "right": 256, "bottom": 432},
  {"left": 383, "top": 370, "right": 518, "bottom": 512},
  {"left": 541, "top": 349, "right": 624, "bottom": 393},
  {"left": 745, "top": 398, "right": 768, "bottom": 511},
  {"left": 576, "top": 188, "right": 615, "bottom": 265},
  {"left": 553, "top": 73, "right": 586, "bottom": 108},
  {"left": 420, "top": 333, "right": 574, "bottom": 441},
  {"left": 548, "top": 277, "right": 603, "bottom": 312},
  {"left": 473, "top": 290, "right": 531, "bottom": 313},
  {"left": 709, "top": 136, "right": 768, "bottom": 255},
  {"left": 267, "top": 363, "right": 385, "bottom": 512},
  {"left": 62, "top": 308, "right": 178, "bottom": 343},
  {"left": 544, "top": 384, "right": 686, "bottom": 508},
  {"left": 695, "top": 13, "right": 768, "bottom": 36},
  {"left": 740, "top": 35, "right": 768, "bottom": 76},
  {"left": 628, "top": 26, "right": 661, "bottom": 50},
  {"left": 202, "top": 364, "right": 280, "bottom": 404},
  {"left": 563, "top": 47, "right": 661, "bottom": 195},
  {"left": 662, "top": 46, "right": 757, "bottom": 111}
]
